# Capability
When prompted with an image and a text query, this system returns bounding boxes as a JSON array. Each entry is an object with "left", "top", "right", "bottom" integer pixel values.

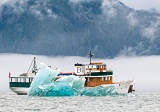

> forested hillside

[{"left": 0, "top": 0, "right": 160, "bottom": 58}]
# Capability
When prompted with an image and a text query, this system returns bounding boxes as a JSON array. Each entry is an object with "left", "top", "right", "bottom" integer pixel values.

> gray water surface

[{"left": 0, "top": 92, "right": 160, "bottom": 112}]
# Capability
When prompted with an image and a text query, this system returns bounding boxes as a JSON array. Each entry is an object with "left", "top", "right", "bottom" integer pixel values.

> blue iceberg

[{"left": 28, "top": 63, "right": 116, "bottom": 96}]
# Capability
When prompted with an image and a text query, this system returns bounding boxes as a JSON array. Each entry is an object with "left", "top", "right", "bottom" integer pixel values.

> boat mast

[
  {"left": 88, "top": 51, "right": 94, "bottom": 64},
  {"left": 33, "top": 57, "right": 37, "bottom": 72},
  {"left": 27, "top": 57, "right": 37, "bottom": 73}
]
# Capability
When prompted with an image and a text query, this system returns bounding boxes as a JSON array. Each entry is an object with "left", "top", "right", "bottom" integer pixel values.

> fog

[
  {"left": 0, "top": 54, "right": 160, "bottom": 92},
  {"left": 119, "top": 0, "right": 160, "bottom": 11}
]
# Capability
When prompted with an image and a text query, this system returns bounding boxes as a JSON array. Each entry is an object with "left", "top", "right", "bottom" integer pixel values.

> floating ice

[
  {"left": 28, "top": 63, "right": 116, "bottom": 96},
  {"left": 27, "top": 63, "right": 60, "bottom": 96}
]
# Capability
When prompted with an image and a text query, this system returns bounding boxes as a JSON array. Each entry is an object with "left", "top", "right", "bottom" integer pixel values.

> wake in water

[{"left": 28, "top": 63, "right": 117, "bottom": 96}]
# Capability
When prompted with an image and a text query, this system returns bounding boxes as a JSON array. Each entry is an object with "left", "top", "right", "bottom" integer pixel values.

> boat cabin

[{"left": 74, "top": 62, "right": 113, "bottom": 87}]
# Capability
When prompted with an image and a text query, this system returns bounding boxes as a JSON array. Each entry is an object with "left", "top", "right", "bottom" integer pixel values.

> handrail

[{"left": 9, "top": 77, "right": 34, "bottom": 83}]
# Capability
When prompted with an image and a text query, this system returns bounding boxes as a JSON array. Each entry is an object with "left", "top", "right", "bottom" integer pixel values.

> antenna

[{"left": 88, "top": 51, "right": 94, "bottom": 64}]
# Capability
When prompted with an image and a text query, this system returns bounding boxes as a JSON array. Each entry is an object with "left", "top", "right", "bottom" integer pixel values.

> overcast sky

[{"left": 119, "top": 0, "right": 160, "bottom": 11}]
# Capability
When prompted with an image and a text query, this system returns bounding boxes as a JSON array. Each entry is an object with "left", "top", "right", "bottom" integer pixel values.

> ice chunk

[
  {"left": 28, "top": 63, "right": 60, "bottom": 96},
  {"left": 28, "top": 63, "right": 116, "bottom": 96},
  {"left": 56, "top": 75, "right": 75, "bottom": 87},
  {"left": 72, "top": 76, "right": 86, "bottom": 89},
  {"left": 27, "top": 63, "right": 86, "bottom": 96}
]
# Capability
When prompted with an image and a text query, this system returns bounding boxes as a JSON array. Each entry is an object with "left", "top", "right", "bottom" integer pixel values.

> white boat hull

[
  {"left": 10, "top": 87, "right": 28, "bottom": 95},
  {"left": 101, "top": 80, "right": 134, "bottom": 94}
]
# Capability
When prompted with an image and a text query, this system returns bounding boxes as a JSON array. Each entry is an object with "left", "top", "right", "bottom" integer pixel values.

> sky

[
  {"left": 1, "top": 54, "right": 160, "bottom": 92},
  {"left": 119, "top": 0, "right": 160, "bottom": 11}
]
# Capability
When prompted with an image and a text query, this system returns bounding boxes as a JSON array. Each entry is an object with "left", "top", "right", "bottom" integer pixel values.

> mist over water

[{"left": 0, "top": 54, "right": 160, "bottom": 92}]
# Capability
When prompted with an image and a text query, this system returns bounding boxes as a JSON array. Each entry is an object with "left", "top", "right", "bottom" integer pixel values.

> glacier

[{"left": 28, "top": 63, "right": 116, "bottom": 96}]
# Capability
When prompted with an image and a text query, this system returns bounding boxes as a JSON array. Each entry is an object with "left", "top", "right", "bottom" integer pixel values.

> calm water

[{"left": 0, "top": 92, "right": 160, "bottom": 112}]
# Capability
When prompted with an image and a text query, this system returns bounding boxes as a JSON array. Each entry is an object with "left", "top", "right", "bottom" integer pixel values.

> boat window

[
  {"left": 17, "top": 78, "right": 20, "bottom": 82},
  {"left": 14, "top": 78, "right": 17, "bottom": 82},
  {"left": 23, "top": 78, "right": 26, "bottom": 82},
  {"left": 110, "top": 76, "right": 112, "bottom": 81},
  {"left": 77, "top": 67, "right": 81, "bottom": 73},
  {"left": 97, "top": 66, "right": 99, "bottom": 70},
  {"left": 15, "top": 78, "right": 18, "bottom": 82},
  {"left": 29, "top": 78, "right": 33, "bottom": 82},
  {"left": 26, "top": 78, "right": 29, "bottom": 82}
]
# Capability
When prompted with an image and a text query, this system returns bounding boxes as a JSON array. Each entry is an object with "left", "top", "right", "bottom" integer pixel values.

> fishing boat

[{"left": 9, "top": 52, "right": 135, "bottom": 95}]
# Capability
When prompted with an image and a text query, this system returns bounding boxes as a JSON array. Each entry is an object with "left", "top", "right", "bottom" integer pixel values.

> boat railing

[{"left": 9, "top": 77, "right": 34, "bottom": 83}]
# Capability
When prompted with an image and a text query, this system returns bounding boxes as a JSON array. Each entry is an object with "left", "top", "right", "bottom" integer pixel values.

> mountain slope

[{"left": 0, "top": 0, "right": 160, "bottom": 58}]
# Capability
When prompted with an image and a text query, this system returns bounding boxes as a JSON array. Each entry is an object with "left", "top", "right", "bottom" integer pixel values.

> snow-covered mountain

[{"left": 0, "top": 0, "right": 160, "bottom": 58}]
